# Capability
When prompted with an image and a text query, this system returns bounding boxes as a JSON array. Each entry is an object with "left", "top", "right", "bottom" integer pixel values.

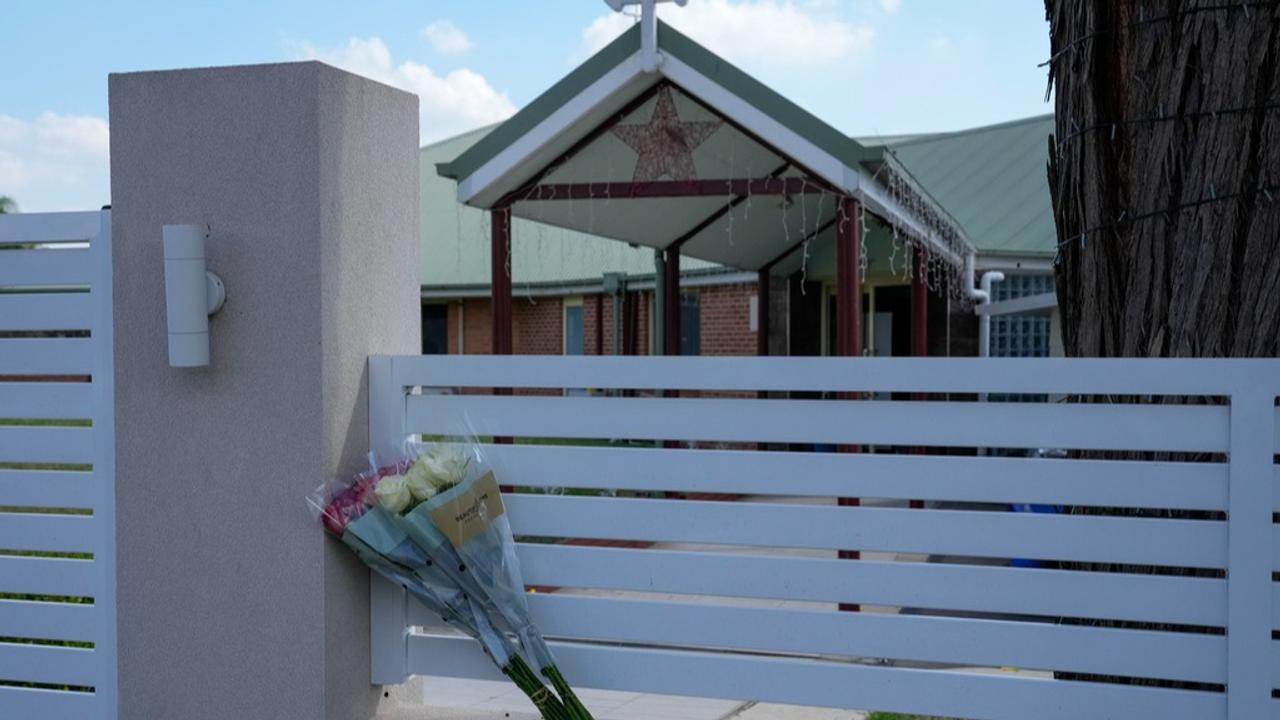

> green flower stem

[
  {"left": 505, "top": 657, "right": 572, "bottom": 720},
  {"left": 543, "top": 664, "right": 594, "bottom": 720}
]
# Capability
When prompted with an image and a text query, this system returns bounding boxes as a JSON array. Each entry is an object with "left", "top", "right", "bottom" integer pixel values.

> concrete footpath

[{"left": 413, "top": 676, "right": 869, "bottom": 720}]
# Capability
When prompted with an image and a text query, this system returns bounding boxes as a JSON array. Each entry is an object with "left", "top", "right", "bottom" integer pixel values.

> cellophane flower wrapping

[
  {"left": 305, "top": 460, "right": 517, "bottom": 668},
  {"left": 394, "top": 437, "right": 556, "bottom": 671},
  {"left": 382, "top": 429, "right": 593, "bottom": 720},
  {"left": 308, "top": 457, "right": 573, "bottom": 720}
]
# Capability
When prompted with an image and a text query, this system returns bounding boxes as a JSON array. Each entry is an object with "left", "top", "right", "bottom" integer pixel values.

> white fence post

[
  {"left": 368, "top": 355, "right": 410, "bottom": 685},
  {"left": 91, "top": 209, "right": 118, "bottom": 720},
  {"left": 1226, "top": 390, "right": 1276, "bottom": 719}
]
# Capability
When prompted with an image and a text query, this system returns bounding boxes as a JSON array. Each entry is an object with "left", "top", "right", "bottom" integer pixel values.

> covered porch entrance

[{"left": 435, "top": 22, "right": 976, "bottom": 364}]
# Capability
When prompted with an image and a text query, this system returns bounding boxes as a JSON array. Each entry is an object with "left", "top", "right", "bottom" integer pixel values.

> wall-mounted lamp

[{"left": 162, "top": 224, "right": 225, "bottom": 367}]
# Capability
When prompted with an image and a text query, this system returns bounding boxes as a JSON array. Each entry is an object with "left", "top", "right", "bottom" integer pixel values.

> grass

[{"left": 867, "top": 714, "right": 962, "bottom": 720}]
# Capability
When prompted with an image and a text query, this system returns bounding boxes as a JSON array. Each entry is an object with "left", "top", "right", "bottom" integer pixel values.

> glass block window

[{"left": 990, "top": 274, "right": 1053, "bottom": 358}]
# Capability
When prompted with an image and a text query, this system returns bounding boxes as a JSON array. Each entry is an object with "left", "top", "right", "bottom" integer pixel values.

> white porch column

[{"left": 109, "top": 62, "right": 419, "bottom": 720}]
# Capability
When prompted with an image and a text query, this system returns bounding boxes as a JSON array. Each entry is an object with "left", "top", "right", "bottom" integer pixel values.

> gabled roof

[
  {"left": 437, "top": 22, "right": 880, "bottom": 187},
  {"left": 432, "top": 20, "right": 972, "bottom": 273}
]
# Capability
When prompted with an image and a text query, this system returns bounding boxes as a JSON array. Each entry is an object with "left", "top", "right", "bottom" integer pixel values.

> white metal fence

[
  {"left": 0, "top": 211, "right": 116, "bottom": 719},
  {"left": 370, "top": 354, "right": 1280, "bottom": 720}
]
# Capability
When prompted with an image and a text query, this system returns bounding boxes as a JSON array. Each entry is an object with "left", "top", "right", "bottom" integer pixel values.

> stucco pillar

[{"left": 109, "top": 61, "right": 419, "bottom": 720}]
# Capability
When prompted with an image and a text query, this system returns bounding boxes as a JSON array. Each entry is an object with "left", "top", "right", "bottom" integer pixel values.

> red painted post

[
  {"left": 491, "top": 206, "right": 513, "bottom": 458},
  {"left": 490, "top": 206, "right": 513, "bottom": 356},
  {"left": 663, "top": 248, "right": 681, "bottom": 356},
  {"left": 836, "top": 196, "right": 861, "bottom": 612},
  {"left": 910, "top": 246, "right": 928, "bottom": 509}
]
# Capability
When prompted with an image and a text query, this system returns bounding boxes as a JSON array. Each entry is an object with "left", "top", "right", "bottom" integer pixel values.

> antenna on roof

[{"left": 605, "top": 0, "right": 688, "bottom": 73}]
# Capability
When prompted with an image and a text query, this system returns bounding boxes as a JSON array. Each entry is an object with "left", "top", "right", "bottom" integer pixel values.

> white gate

[
  {"left": 369, "top": 354, "right": 1279, "bottom": 720},
  {"left": 0, "top": 211, "right": 116, "bottom": 719}
]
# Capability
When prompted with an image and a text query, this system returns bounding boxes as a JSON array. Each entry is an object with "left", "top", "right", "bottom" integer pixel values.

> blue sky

[{"left": 0, "top": 0, "right": 1050, "bottom": 211}]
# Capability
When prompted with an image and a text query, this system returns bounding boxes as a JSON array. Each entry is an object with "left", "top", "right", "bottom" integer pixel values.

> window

[
  {"left": 564, "top": 302, "right": 584, "bottom": 355},
  {"left": 990, "top": 274, "right": 1053, "bottom": 358},
  {"left": 680, "top": 292, "right": 700, "bottom": 356},
  {"left": 421, "top": 303, "right": 448, "bottom": 355}
]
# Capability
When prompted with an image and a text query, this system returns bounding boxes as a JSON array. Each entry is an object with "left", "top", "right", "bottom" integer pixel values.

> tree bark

[
  {"left": 1047, "top": 0, "right": 1280, "bottom": 359},
  {"left": 1045, "top": 0, "right": 1280, "bottom": 690}
]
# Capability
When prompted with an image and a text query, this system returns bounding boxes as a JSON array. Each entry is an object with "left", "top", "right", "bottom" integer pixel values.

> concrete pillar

[{"left": 109, "top": 62, "right": 419, "bottom": 720}]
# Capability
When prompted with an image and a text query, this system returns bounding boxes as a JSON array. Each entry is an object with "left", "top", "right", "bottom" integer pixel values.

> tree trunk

[
  {"left": 1044, "top": 0, "right": 1280, "bottom": 690},
  {"left": 1047, "top": 0, "right": 1280, "bottom": 359}
]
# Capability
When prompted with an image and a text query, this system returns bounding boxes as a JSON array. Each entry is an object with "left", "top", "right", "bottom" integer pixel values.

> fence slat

[
  {"left": 394, "top": 353, "right": 1280, "bottom": 396},
  {"left": 0, "top": 248, "right": 92, "bottom": 287},
  {"left": 409, "top": 593, "right": 1223, "bottom": 684},
  {"left": 407, "top": 634, "right": 1224, "bottom": 720},
  {"left": 478, "top": 444, "right": 1228, "bottom": 510},
  {"left": 505, "top": 495, "right": 1225, "bottom": 568},
  {"left": 411, "top": 395, "right": 1228, "bottom": 452},
  {"left": 0, "top": 426, "right": 94, "bottom": 464},
  {"left": 515, "top": 544, "right": 1227, "bottom": 627},
  {"left": 0, "top": 599, "right": 99, "bottom": 641},
  {"left": 0, "top": 211, "right": 102, "bottom": 245},
  {"left": 1226, "top": 395, "right": 1275, "bottom": 719},
  {"left": 0, "top": 338, "right": 93, "bottom": 376},
  {"left": 0, "top": 555, "right": 97, "bottom": 597},
  {"left": 0, "top": 686, "right": 97, "bottom": 720},
  {"left": 0, "top": 293, "right": 92, "bottom": 331},
  {"left": 0, "top": 469, "right": 97, "bottom": 509},
  {"left": 0, "top": 514, "right": 98, "bottom": 554},
  {"left": 0, "top": 642, "right": 98, "bottom": 686},
  {"left": 0, "top": 383, "right": 93, "bottom": 420}
]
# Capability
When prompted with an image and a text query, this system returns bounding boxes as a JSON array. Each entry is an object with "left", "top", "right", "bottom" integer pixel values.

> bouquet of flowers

[
  {"left": 308, "top": 460, "right": 572, "bottom": 720},
  {"left": 376, "top": 437, "right": 595, "bottom": 720}
]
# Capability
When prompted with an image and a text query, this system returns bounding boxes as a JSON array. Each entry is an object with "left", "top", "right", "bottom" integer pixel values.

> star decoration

[{"left": 611, "top": 86, "right": 722, "bottom": 182}]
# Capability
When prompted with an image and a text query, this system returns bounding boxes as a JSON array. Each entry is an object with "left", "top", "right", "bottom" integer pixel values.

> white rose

[
  {"left": 405, "top": 468, "right": 437, "bottom": 502},
  {"left": 374, "top": 474, "right": 411, "bottom": 513},
  {"left": 424, "top": 446, "right": 469, "bottom": 488}
]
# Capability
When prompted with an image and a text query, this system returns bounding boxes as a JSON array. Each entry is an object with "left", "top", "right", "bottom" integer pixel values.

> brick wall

[
  {"left": 513, "top": 296, "right": 563, "bottom": 355},
  {"left": 449, "top": 285, "right": 758, "bottom": 357},
  {"left": 696, "top": 283, "right": 759, "bottom": 356}
]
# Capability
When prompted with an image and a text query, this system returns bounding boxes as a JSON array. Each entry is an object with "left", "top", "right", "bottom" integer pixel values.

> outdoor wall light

[{"left": 162, "top": 224, "right": 225, "bottom": 368}]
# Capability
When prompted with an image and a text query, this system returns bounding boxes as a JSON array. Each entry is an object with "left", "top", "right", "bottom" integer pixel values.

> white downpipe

[{"left": 965, "top": 253, "right": 1004, "bottom": 358}]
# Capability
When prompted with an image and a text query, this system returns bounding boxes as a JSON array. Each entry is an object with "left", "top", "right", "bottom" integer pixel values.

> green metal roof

[
  {"left": 876, "top": 114, "right": 1055, "bottom": 258},
  {"left": 436, "top": 20, "right": 881, "bottom": 187}
]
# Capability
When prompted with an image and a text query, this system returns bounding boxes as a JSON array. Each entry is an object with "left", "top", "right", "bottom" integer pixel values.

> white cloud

[
  {"left": 421, "top": 20, "right": 473, "bottom": 55},
  {"left": 581, "top": 0, "right": 874, "bottom": 68},
  {"left": 299, "top": 36, "right": 515, "bottom": 142},
  {"left": 0, "top": 113, "right": 110, "bottom": 211},
  {"left": 879, "top": 0, "right": 901, "bottom": 14}
]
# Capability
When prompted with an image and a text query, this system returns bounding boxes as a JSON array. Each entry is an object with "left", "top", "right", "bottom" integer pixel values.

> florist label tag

[{"left": 431, "top": 471, "right": 505, "bottom": 547}]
